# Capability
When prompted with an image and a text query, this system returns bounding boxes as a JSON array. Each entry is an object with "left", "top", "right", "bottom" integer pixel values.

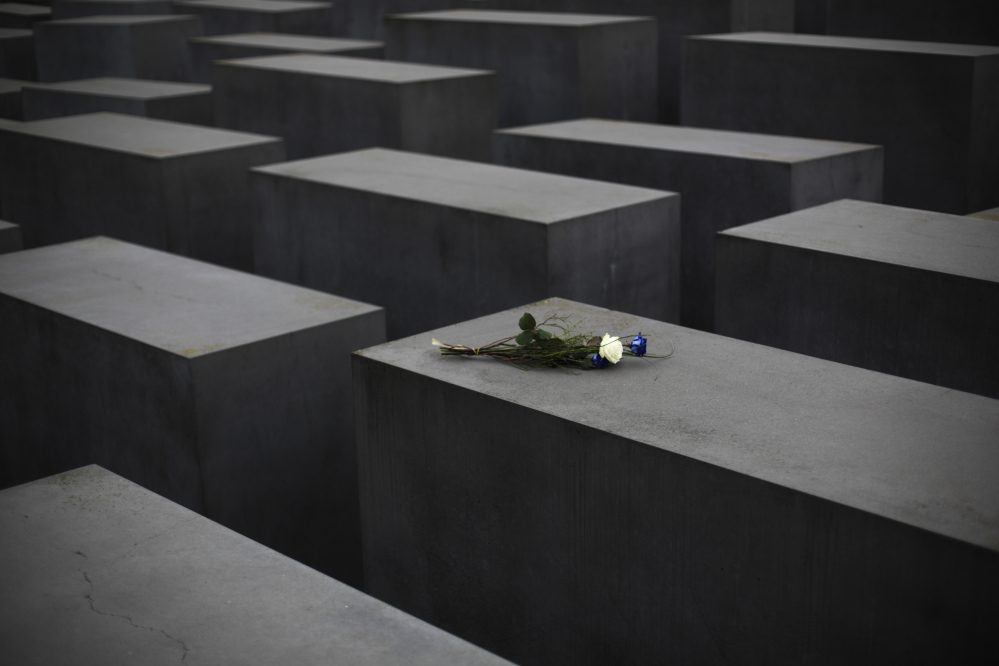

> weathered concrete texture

[
  {"left": 22, "top": 77, "right": 213, "bottom": 124},
  {"left": 171, "top": 0, "right": 334, "bottom": 36},
  {"left": 384, "top": 10, "right": 657, "bottom": 128},
  {"left": 35, "top": 15, "right": 202, "bottom": 82},
  {"left": 969, "top": 206, "right": 999, "bottom": 221},
  {"left": 189, "top": 32, "right": 383, "bottom": 83},
  {"left": 214, "top": 54, "right": 496, "bottom": 161},
  {"left": 495, "top": 119, "right": 883, "bottom": 331},
  {"left": 682, "top": 32, "right": 999, "bottom": 215},
  {"left": 0, "top": 2, "right": 49, "bottom": 29},
  {"left": 0, "top": 28, "right": 34, "bottom": 79},
  {"left": 796, "top": 0, "right": 999, "bottom": 46},
  {"left": 0, "top": 76, "right": 26, "bottom": 118},
  {"left": 0, "top": 219, "right": 21, "bottom": 252},
  {"left": 0, "top": 465, "right": 514, "bottom": 666},
  {"left": 0, "top": 112, "right": 284, "bottom": 270},
  {"left": 0, "top": 238, "right": 387, "bottom": 585},
  {"left": 354, "top": 297, "right": 999, "bottom": 666},
  {"left": 253, "top": 148, "right": 678, "bottom": 339},
  {"left": 52, "top": 0, "right": 174, "bottom": 19},
  {"left": 716, "top": 199, "right": 999, "bottom": 399}
]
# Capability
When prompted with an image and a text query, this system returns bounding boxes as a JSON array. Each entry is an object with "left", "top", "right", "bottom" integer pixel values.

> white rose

[{"left": 599, "top": 333, "right": 623, "bottom": 364}]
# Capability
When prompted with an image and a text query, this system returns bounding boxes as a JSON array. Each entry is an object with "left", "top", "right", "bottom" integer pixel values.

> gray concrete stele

[
  {"left": 0, "top": 219, "right": 21, "bottom": 253},
  {"left": 0, "top": 465, "right": 514, "bottom": 665},
  {"left": 0, "top": 112, "right": 283, "bottom": 271},
  {"left": 681, "top": 32, "right": 999, "bottom": 215},
  {"left": 52, "top": 0, "right": 175, "bottom": 20},
  {"left": 354, "top": 297, "right": 999, "bottom": 665},
  {"left": 0, "top": 2, "right": 49, "bottom": 30},
  {"left": 0, "top": 237, "right": 386, "bottom": 586},
  {"left": 0, "top": 27, "right": 35, "bottom": 80},
  {"left": 384, "top": 9, "right": 657, "bottom": 127},
  {"left": 495, "top": 118, "right": 883, "bottom": 331},
  {"left": 252, "top": 148, "right": 679, "bottom": 339},
  {"left": 170, "top": 0, "right": 334, "bottom": 36},
  {"left": 213, "top": 54, "right": 496, "bottom": 161},
  {"left": 715, "top": 199, "right": 999, "bottom": 399}
]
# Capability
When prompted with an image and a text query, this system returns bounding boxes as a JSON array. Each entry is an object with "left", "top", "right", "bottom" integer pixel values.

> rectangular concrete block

[
  {"left": 716, "top": 199, "right": 999, "bottom": 399},
  {"left": 214, "top": 54, "right": 496, "bottom": 160},
  {"left": 0, "top": 219, "right": 21, "bottom": 252},
  {"left": 52, "top": 0, "right": 175, "bottom": 19},
  {"left": 171, "top": 0, "right": 333, "bottom": 36},
  {"left": 0, "top": 465, "right": 513, "bottom": 665},
  {"left": 354, "top": 297, "right": 999, "bottom": 665},
  {"left": 495, "top": 119, "right": 883, "bottom": 331},
  {"left": 189, "top": 32, "right": 383, "bottom": 83},
  {"left": 0, "top": 112, "right": 284, "bottom": 270},
  {"left": 384, "top": 10, "right": 657, "bottom": 127},
  {"left": 253, "top": 148, "right": 678, "bottom": 339},
  {"left": 22, "top": 77, "right": 213, "bottom": 124},
  {"left": 0, "top": 2, "right": 49, "bottom": 29},
  {"left": 35, "top": 15, "right": 203, "bottom": 82},
  {"left": 0, "top": 27, "right": 34, "bottom": 79},
  {"left": 0, "top": 76, "right": 25, "bottom": 118},
  {"left": 0, "top": 237, "right": 386, "bottom": 584},
  {"left": 969, "top": 205, "right": 999, "bottom": 221},
  {"left": 682, "top": 32, "right": 999, "bottom": 215}
]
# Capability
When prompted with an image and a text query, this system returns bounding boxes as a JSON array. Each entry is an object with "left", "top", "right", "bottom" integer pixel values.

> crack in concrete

[{"left": 81, "top": 570, "right": 189, "bottom": 663}]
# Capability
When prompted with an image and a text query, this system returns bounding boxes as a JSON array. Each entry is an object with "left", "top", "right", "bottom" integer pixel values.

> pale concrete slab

[
  {"left": 253, "top": 148, "right": 678, "bottom": 338},
  {"left": 52, "top": 0, "right": 174, "bottom": 19},
  {"left": 0, "top": 76, "right": 26, "bottom": 118},
  {"left": 0, "top": 2, "right": 49, "bottom": 29},
  {"left": 0, "top": 237, "right": 386, "bottom": 584},
  {"left": 969, "top": 206, "right": 999, "bottom": 221},
  {"left": 22, "top": 77, "right": 213, "bottom": 124},
  {"left": 0, "top": 465, "right": 514, "bottom": 666},
  {"left": 0, "top": 27, "right": 34, "bottom": 79},
  {"left": 0, "top": 219, "right": 21, "bottom": 252},
  {"left": 355, "top": 296, "right": 999, "bottom": 665},
  {"left": 171, "top": 0, "right": 334, "bottom": 36}
]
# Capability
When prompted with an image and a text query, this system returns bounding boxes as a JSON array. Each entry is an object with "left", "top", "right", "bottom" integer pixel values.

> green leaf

[
  {"left": 515, "top": 330, "right": 534, "bottom": 346},
  {"left": 535, "top": 329, "right": 552, "bottom": 340},
  {"left": 518, "top": 313, "right": 537, "bottom": 331}
]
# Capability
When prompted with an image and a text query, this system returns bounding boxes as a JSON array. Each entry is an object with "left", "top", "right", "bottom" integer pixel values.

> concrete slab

[
  {"left": 0, "top": 27, "right": 34, "bottom": 79},
  {"left": 0, "top": 465, "right": 514, "bottom": 665},
  {"left": 253, "top": 148, "right": 678, "bottom": 338},
  {"left": 495, "top": 118, "right": 883, "bottom": 331},
  {"left": 969, "top": 206, "right": 999, "bottom": 221},
  {"left": 171, "top": 0, "right": 333, "bottom": 36},
  {"left": 52, "top": 0, "right": 174, "bottom": 19},
  {"left": 354, "top": 296, "right": 999, "bottom": 665},
  {"left": 384, "top": 9, "right": 657, "bottom": 127},
  {"left": 22, "top": 77, "right": 213, "bottom": 124},
  {"left": 189, "top": 32, "right": 383, "bottom": 83},
  {"left": 0, "top": 219, "right": 21, "bottom": 252},
  {"left": 681, "top": 32, "right": 999, "bottom": 214},
  {"left": 716, "top": 199, "right": 999, "bottom": 398},
  {"left": 214, "top": 54, "right": 495, "bottom": 160},
  {"left": 0, "top": 112, "right": 284, "bottom": 270},
  {"left": 0, "top": 76, "right": 26, "bottom": 118},
  {"left": 35, "top": 15, "right": 203, "bottom": 82},
  {"left": 0, "top": 2, "right": 49, "bottom": 29},
  {"left": 0, "top": 237, "right": 386, "bottom": 584}
]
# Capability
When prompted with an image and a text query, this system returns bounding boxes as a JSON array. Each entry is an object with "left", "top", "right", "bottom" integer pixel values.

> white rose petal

[{"left": 599, "top": 333, "right": 623, "bottom": 364}]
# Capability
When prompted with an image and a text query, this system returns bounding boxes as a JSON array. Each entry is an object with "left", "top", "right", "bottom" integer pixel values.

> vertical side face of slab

[
  {"left": 681, "top": 36, "right": 979, "bottom": 214},
  {"left": 191, "top": 307, "right": 385, "bottom": 587},
  {"left": 577, "top": 19, "right": 657, "bottom": 122},
  {"left": 0, "top": 287, "right": 203, "bottom": 509},
  {"left": 22, "top": 87, "right": 150, "bottom": 120},
  {"left": 0, "top": 220, "right": 22, "bottom": 253},
  {"left": 35, "top": 23, "right": 135, "bottom": 82},
  {"left": 788, "top": 147, "right": 884, "bottom": 209},
  {"left": 969, "top": 55, "right": 999, "bottom": 212},
  {"left": 129, "top": 17, "right": 202, "bottom": 82},
  {"left": 398, "top": 74, "right": 496, "bottom": 162},
  {"left": 0, "top": 30, "right": 35, "bottom": 80}
]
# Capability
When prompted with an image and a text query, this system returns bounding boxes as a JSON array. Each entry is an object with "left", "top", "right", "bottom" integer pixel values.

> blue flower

[
  {"left": 631, "top": 333, "right": 647, "bottom": 356},
  {"left": 592, "top": 353, "right": 610, "bottom": 369}
]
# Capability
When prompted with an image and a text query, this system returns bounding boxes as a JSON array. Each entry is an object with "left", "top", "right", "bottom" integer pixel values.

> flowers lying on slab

[{"left": 432, "top": 312, "right": 673, "bottom": 372}]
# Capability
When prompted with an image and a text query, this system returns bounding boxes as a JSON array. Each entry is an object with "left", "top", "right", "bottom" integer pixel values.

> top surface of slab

[
  {"left": 173, "top": 0, "right": 332, "bottom": 11},
  {"left": 191, "top": 32, "right": 381, "bottom": 51},
  {"left": 0, "top": 237, "right": 381, "bottom": 358},
  {"left": 219, "top": 53, "right": 490, "bottom": 82},
  {"left": 62, "top": 0, "right": 173, "bottom": 4},
  {"left": 48, "top": 14, "right": 194, "bottom": 26},
  {"left": 498, "top": 119, "right": 880, "bottom": 163},
  {"left": 0, "top": 3, "right": 49, "bottom": 16},
  {"left": 721, "top": 199, "right": 999, "bottom": 283},
  {"left": 23, "top": 77, "right": 210, "bottom": 99},
  {"left": 0, "top": 220, "right": 17, "bottom": 231},
  {"left": 0, "top": 27, "right": 31, "bottom": 37},
  {"left": 254, "top": 148, "right": 673, "bottom": 224},
  {"left": 1, "top": 112, "right": 279, "bottom": 159},
  {"left": 357, "top": 298, "right": 999, "bottom": 553},
  {"left": 388, "top": 9, "right": 651, "bottom": 26},
  {"left": 691, "top": 31, "right": 999, "bottom": 57},
  {"left": 969, "top": 206, "right": 999, "bottom": 222},
  {"left": 0, "top": 77, "right": 27, "bottom": 93},
  {"left": 0, "top": 465, "right": 513, "bottom": 665}
]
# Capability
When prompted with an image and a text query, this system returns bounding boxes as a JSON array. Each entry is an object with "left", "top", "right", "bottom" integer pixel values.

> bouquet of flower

[{"left": 432, "top": 312, "right": 673, "bottom": 371}]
